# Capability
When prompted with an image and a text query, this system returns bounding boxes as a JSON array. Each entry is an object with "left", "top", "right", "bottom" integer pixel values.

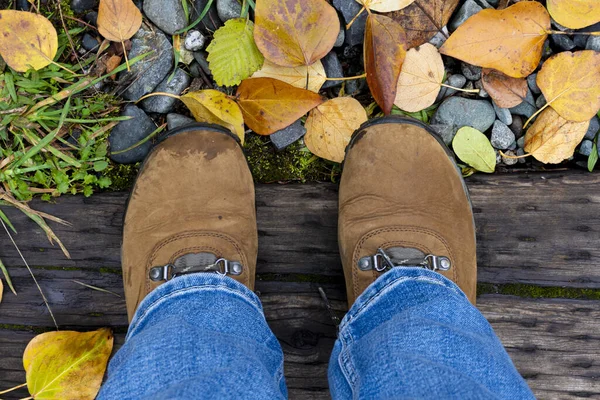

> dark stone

[
  {"left": 579, "top": 139, "right": 593, "bottom": 156},
  {"left": 574, "top": 34, "right": 588, "bottom": 49},
  {"left": 141, "top": 68, "right": 192, "bottom": 114},
  {"left": 493, "top": 103, "right": 512, "bottom": 126},
  {"left": 143, "top": 0, "right": 187, "bottom": 35},
  {"left": 527, "top": 73, "right": 540, "bottom": 95},
  {"left": 109, "top": 105, "right": 156, "bottom": 164},
  {"left": 193, "top": 51, "right": 212, "bottom": 76},
  {"left": 16, "top": 0, "right": 29, "bottom": 10},
  {"left": 461, "top": 63, "right": 482, "bottom": 81},
  {"left": 120, "top": 25, "right": 174, "bottom": 101},
  {"left": 217, "top": 0, "right": 242, "bottom": 22},
  {"left": 449, "top": 0, "right": 482, "bottom": 32},
  {"left": 81, "top": 33, "right": 99, "bottom": 52},
  {"left": 509, "top": 115, "right": 524, "bottom": 138},
  {"left": 550, "top": 34, "right": 576, "bottom": 51},
  {"left": 586, "top": 36, "right": 600, "bottom": 52},
  {"left": 440, "top": 74, "right": 467, "bottom": 99},
  {"left": 191, "top": 0, "right": 223, "bottom": 33},
  {"left": 431, "top": 97, "right": 496, "bottom": 133},
  {"left": 71, "top": 0, "right": 97, "bottom": 13},
  {"left": 509, "top": 89, "right": 536, "bottom": 118},
  {"left": 585, "top": 116, "right": 600, "bottom": 140},
  {"left": 491, "top": 121, "right": 515, "bottom": 150},
  {"left": 430, "top": 124, "right": 457, "bottom": 145},
  {"left": 333, "top": 0, "right": 366, "bottom": 47},
  {"left": 83, "top": 11, "right": 98, "bottom": 26},
  {"left": 535, "top": 94, "right": 546, "bottom": 109},
  {"left": 270, "top": 120, "right": 306, "bottom": 151},
  {"left": 167, "top": 113, "right": 195, "bottom": 130},
  {"left": 322, "top": 52, "right": 343, "bottom": 89}
]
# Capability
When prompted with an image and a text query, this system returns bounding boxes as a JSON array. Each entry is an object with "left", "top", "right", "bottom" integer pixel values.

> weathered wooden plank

[
  {"left": 1, "top": 171, "right": 599, "bottom": 288},
  {"left": 1, "top": 271, "right": 599, "bottom": 399}
]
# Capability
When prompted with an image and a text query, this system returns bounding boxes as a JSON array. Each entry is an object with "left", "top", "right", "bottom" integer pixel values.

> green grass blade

[
  {"left": 111, "top": 124, "right": 166, "bottom": 155},
  {"left": 174, "top": 0, "right": 214, "bottom": 34},
  {"left": 0, "top": 209, "right": 17, "bottom": 233},
  {"left": 0, "top": 257, "right": 17, "bottom": 295}
]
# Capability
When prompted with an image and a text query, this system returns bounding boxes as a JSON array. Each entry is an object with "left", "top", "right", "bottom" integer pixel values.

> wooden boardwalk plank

[{"left": 1, "top": 170, "right": 600, "bottom": 288}]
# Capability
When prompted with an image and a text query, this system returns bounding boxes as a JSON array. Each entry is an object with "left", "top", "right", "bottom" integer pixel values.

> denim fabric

[
  {"left": 329, "top": 267, "right": 534, "bottom": 400},
  {"left": 99, "top": 269, "right": 533, "bottom": 400}
]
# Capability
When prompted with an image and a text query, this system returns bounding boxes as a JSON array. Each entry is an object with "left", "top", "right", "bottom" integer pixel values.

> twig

[
  {"left": 72, "top": 280, "right": 122, "bottom": 297},
  {"left": 0, "top": 383, "right": 27, "bottom": 395}
]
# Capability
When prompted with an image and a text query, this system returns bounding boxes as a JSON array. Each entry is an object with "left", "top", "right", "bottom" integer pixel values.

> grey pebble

[
  {"left": 586, "top": 36, "right": 600, "bottom": 52},
  {"left": 141, "top": 68, "right": 191, "bottom": 114},
  {"left": 81, "top": 33, "right": 99, "bottom": 52},
  {"left": 501, "top": 150, "right": 518, "bottom": 166},
  {"left": 144, "top": 0, "right": 187, "bottom": 35},
  {"left": 71, "top": 0, "right": 97, "bottom": 13},
  {"left": 185, "top": 30, "right": 207, "bottom": 52},
  {"left": 333, "top": 0, "right": 366, "bottom": 47},
  {"left": 527, "top": 73, "right": 540, "bottom": 95},
  {"left": 517, "top": 136, "right": 525, "bottom": 148},
  {"left": 430, "top": 124, "right": 457, "bottom": 146},
  {"left": 579, "top": 139, "right": 593, "bottom": 156},
  {"left": 509, "top": 115, "right": 524, "bottom": 138},
  {"left": 585, "top": 116, "right": 600, "bottom": 140},
  {"left": 109, "top": 105, "right": 156, "bottom": 164},
  {"left": 270, "top": 120, "right": 306, "bottom": 151},
  {"left": 574, "top": 34, "right": 588, "bottom": 49},
  {"left": 461, "top": 63, "right": 482, "bottom": 81},
  {"left": 491, "top": 121, "right": 515, "bottom": 150},
  {"left": 429, "top": 26, "right": 449, "bottom": 48},
  {"left": 167, "top": 113, "right": 196, "bottom": 130},
  {"left": 334, "top": 24, "right": 346, "bottom": 48},
  {"left": 217, "top": 0, "right": 242, "bottom": 22},
  {"left": 509, "top": 89, "right": 536, "bottom": 118},
  {"left": 432, "top": 97, "right": 496, "bottom": 133},
  {"left": 321, "top": 52, "right": 343, "bottom": 89},
  {"left": 535, "top": 94, "right": 546, "bottom": 109},
  {"left": 550, "top": 34, "right": 576, "bottom": 51},
  {"left": 474, "top": 80, "right": 488, "bottom": 98},
  {"left": 193, "top": 51, "right": 212, "bottom": 77},
  {"left": 437, "top": 74, "right": 466, "bottom": 101},
  {"left": 449, "top": 0, "right": 482, "bottom": 32},
  {"left": 493, "top": 103, "right": 512, "bottom": 126},
  {"left": 83, "top": 11, "right": 98, "bottom": 26},
  {"left": 517, "top": 148, "right": 527, "bottom": 163}
]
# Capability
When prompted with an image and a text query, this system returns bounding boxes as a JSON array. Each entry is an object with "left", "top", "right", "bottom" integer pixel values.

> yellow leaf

[
  {"left": 357, "top": 0, "right": 417, "bottom": 12},
  {"left": 305, "top": 97, "right": 368, "bottom": 162},
  {"left": 547, "top": 0, "right": 600, "bottom": 29},
  {"left": 254, "top": 0, "right": 339, "bottom": 67},
  {"left": 524, "top": 107, "right": 590, "bottom": 164},
  {"left": 236, "top": 77, "right": 324, "bottom": 135},
  {"left": 440, "top": 2, "right": 550, "bottom": 78},
  {"left": 251, "top": 59, "right": 326, "bottom": 93},
  {"left": 394, "top": 43, "right": 444, "bottom": 113},
  {"left": 537, "top": 50, "right": 600, "bottom": 123},
  {"left": 0, "top": 10, "right": 58, "bottom": 72},
  {"left": 97, "top": 0, "right": 143, "bottom": 42},
  {"left": 23, "top": 328, "right": 114, "bottom": 400},
  {"left": 180, "top": 90, "right": 246, "bottom": 144},
  {"left": 0, "top": 279, "right": 3, "bottom": 303}
]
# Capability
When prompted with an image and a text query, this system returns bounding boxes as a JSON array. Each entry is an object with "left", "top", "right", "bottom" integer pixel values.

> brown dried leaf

[
  {"left": 524, "top": 107, "right": 590, "bottom": 164},
  {"left": 481, "top": 68, "right": 528, "bottom": 108},
  {"left": 305, "top": 97, "right": 368, "bottom": 162},
  {"left": 254, "top": 0, "right": 339, "bottom": 67},
  {"left": 235, "top": 77, "right": 324, "bottom": 135},
  {"left": 537, "top": 50, "right": 600, "bottom": 122},
  {"left": 440, "top": 2, "right": 550, "bottom": 78},
  {"left": 105, "top": 54, "right": 123, "bottom": 75},
  {"left": 365, "top": 14, "right": 408, "bottom": 115},
  {"left": 97, "top": 0, "right": 143, "bottom": 42},
  {"left": 251, "top": 59, "right": 327, "bottom": 93},
  {"left": 390, "top": 0, "right": 459, "bottom": 49}
]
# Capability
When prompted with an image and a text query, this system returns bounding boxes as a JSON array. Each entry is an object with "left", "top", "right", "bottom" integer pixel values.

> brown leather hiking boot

[
  {"left": 122, "top": 124, "right": 257, "bottom": 321},
  {"left": 338, "top": 117, "right": 476, "bottom": 307}
]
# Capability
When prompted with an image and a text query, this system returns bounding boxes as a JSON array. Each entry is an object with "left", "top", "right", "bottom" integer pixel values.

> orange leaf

[
  {"left": 547, "top": 0, "right": 600, "bottom": 29},
  {"left": 235, "top": 78, "right": 324, "bottom": 135},
  {"left": 253, "top": 0, "right": 339, "bottom": 67},
  {"left": 440, "top": 2, "right": 550, "bottom": 78},
  {"left": 98, "top": 0, "right": 143, "bottom": 42},
  {"left": 481, "top": 68, "right": 528, "bottom": 109},
  {"left": 364, "top": 14, "right": 408, "bottom": 115}
]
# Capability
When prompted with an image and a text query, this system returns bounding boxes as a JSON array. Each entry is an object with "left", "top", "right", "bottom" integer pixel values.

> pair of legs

[{"left": 98, "top": 118, "right": 534, "bottom": 399}]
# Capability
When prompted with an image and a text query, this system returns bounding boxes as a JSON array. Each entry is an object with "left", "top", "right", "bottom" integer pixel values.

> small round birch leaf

[
  {"left": 23, "top": 328, "right": 114, "bottom": 400},
  {"left": 481, "top": 68, "right": 528, "bottom": 109},
  {"left": 251, "top": 59, "right": 326, "bottom": 93},
  {"left": 97, "top": 0, "right": 142, "bottom": 42},
  {"left": 356, "top": 0, "right": 417, "bottom": 13},
  {"left": 206, "top": 19, "right": 264, "bottom": 87},
  {"left": 235, "top": 77, "right": 324, "bottom": 135},
  {"left": 305, "top": 97, "right": 368, "bottom": 162},
  {"left": 452, "top": 126, "right": 496, "bottom": 173},
  {"left": 440, "top": 2, "right": 550, "bottom": 78},
  {"left": 0, "top": 10, "right": 58, "bottom": 72},
  {"left": 547, "top": 0, "right": 600, "bottom": 29},
  {"left": 394, "top": 43, "right": 444, "bottom": 113},
  {"left": 365, "top": 14, "right": 408, "bottom": 115},
  {"left": 180, "top": 90, "right": 246, "bottom": 144},
  {"left": 524, "top": 107, "right": 590, "bottom": 164},
  {"left": 254, "top": 0, "right": 339, "bottom": 67},
  {"left": 537, "top": 50, "right": 600, "bottom": 123}
]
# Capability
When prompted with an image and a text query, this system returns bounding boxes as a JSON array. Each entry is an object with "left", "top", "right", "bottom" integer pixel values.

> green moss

[
  {"left": 89, "top": 312, "right": 104, "bottom": 317},
  {"left": 104, "top": 164, "right": 139, "bottom": 192},
  {"left": 477, "top": 283, "right": 600, "bottom": 300},
  {"left": 0, "top": 323, "right": 48, "bottom": 334},
  {"left": 99, "top": 267, "right": 123, "bottom": 275},
  {"left": 244, "top": 135, "right": 341, "bottom": 183}
]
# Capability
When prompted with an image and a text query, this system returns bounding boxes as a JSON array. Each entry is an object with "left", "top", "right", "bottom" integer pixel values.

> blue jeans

[{"left": 98, "top": 268, "right": 534, "bottom": 399}]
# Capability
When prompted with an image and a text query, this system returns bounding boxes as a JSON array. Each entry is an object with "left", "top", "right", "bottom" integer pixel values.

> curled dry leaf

[
  {"left": 251, "top": 59, "right": 326, "bottom": 93},
  {"left": 24, "top": 328, "right": 114, "bottom": 400},
  {"left": 356, "top": 0, "right": 417, "bottom": 12},
  {"left": 365, "top": 14, "right": 408, "bottom": 115},
  {"left": 254, "top": 0, "right": 339, "bottom": 67},
  {"left": 0, "top": 10, "right": 58, "bottom": 72},
  {"left": 537, "top": 50, "right": 600, "bottom": 122},
  {"left": 481, "top": 68, "right": 528, "bottom": 109},
  {"left": 97, "top": 0, "right": 142, "bottom": 42},
  {"left": 440, "top": 2, "right": 550, "bottom": 78},
  {"left": 547, "top": 0, "right": 600, "bottom": 29},
  {"left": 236, "top": 78, "right": 323, "bottom": 135},
  {"left": 390, "top": 0, "right": 459, "bottom": 49},
  {"left": 180, "top": 90, "right": 246, "bottom": 144},
  {"left": 305, "top": 97, "right": 368, "bottom": 162},
  {"left": 524, "top": 107, "right": 590, "bottom": 164},
  {"left": 452, "top": 126, "right": 496, "bottom": 173},
  {"left": 394, "top": 43, "right": 444, "bottom": 113}
]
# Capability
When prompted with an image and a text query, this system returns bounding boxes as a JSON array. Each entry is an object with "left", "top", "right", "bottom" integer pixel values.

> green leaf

[
  {"left": 452, "top": 127, "right": 496, "bottom": 174},
  {"left": 589, "top": 136, "right": 598, "bottom": 172},
  {"left": 93, "top": 161, "right": 109, "bottom": 172},
  {"left": 206, "top": 18, "right": 264, "bottom": 86}
]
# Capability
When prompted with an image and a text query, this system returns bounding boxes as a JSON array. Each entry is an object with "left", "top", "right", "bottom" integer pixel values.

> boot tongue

[{"left": 386, "top": 247, "right": 426, "bottom": 266}]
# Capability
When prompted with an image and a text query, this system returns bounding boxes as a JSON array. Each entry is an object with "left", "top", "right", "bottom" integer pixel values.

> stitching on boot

[{"left": 351, "top": 227, "right": 457, "bottom": 299}]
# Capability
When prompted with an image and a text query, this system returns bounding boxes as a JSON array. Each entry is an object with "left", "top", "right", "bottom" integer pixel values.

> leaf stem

[
  {"left": 499, "top": 150, "right": 530, "bottom": 159},
  {"left": 346, "top": 6, "right": 365, "bottom": 29},
  {"left": 136, "top": 92, "right": 182, "bottom": 103},
  {"left": 0, "top": 382, "right": 27, "bottom": 395},
  {"left": 523, "top": 102, "right": 551, "bottom": 129},
  {"left": 121, "top": 41, "right": 131, "bottom": 72},
  {"left": 324, "top": 73, "right": 367, "bottom": 81},
  {"left": 547, "top": 30, "right": 600, "bottom": 36},
  {"left": 440, "top": 83, "right": 480, "bottom": 93}
]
